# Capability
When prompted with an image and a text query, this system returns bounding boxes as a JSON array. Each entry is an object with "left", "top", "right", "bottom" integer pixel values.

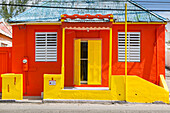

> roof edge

[
  {"left": 10, "top": 22, "right": 62, "bottom": 25},
  {"left": 9, "top": 21, "right": 167, "bottom": 26}
]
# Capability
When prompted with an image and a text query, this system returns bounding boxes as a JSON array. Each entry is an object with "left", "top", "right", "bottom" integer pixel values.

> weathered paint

[
  {"left": 1, "top": 73, "right": 23, "bottom": 100},
  {"left": 44, "top": 74, "right": 169, "bottom": 103},
  {"left": 11, "top": 23, "right": 165, "bottom": 96}
]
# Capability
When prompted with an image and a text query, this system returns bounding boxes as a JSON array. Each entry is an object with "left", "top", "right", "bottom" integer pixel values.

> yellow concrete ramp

[{"left": 126, "top": 76, "right": 169, "bottom": 103}]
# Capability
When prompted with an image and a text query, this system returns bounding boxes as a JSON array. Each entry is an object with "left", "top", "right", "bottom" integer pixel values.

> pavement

[
  {"left": 166, "top": 69, "right": 170, "bottom": 89},
  {"left": 0, "top": 103, "right": 170, "bottom": 113}
]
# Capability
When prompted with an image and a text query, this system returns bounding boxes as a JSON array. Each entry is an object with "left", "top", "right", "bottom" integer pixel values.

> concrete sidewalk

[{"left": 0, "top": 103, "right": 170, "bottom": 113}]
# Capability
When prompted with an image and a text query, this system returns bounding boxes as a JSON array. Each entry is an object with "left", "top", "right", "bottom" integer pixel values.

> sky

[{"left": 134, "top": 0, "right": 170, "bottom": 19}]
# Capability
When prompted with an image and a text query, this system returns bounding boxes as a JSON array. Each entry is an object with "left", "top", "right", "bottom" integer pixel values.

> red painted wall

[
  {"left": 12, "top": 23, "right": 165, "bottom": 96},
  {"left": 112, "top": 24, "right": 165, "bottom": 84},
  {"left": 0, "top": 47, "right": 12, "bottom": 92},
  {"left": 12, "top": 25, "right": 62, "bottom": 96}
]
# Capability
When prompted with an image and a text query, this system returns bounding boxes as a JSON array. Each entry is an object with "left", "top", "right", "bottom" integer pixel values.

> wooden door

[
  {"left": 74, "top": 39, "right": 81, "bottom": 85},
  {"left": 88, "top": 40, "right": 102, "bottom": 85}
]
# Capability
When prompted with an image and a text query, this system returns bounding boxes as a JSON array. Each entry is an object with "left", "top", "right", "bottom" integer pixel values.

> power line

[
  {"left": 1, "top": 3, "right": 170, "bottom": 12},
  {"left": 133, "top": 0, "right": 170, "bottom": 3},
  {"left": 2, "top": 0, "right": 170, "bottom": 4},
  {"left": 45, "top": 0, "right": 170, "bottom": 4}
]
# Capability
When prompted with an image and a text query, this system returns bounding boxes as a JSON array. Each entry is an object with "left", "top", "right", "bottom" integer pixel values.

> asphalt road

[{"left": 0, "top": 103, "right": 170, "bottom": 113}]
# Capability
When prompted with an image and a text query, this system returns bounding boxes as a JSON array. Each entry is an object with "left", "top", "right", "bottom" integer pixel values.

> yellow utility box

[
  {"left": 44, "top": 74, "right": 62, "bottom": 99},
  {"left": 1, "top": 73, "right": 23, "bottom": 100}
]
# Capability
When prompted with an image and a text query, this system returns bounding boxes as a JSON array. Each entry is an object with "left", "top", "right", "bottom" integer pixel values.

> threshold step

[{"left": 63, "top": 87, "right": 109, "bottom": 90}]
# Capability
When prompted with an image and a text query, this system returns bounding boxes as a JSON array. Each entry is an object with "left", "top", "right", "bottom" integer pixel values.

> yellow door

[
  {"left": 88, "top": 40, "right": 102, "bottom": 85},
  {"left": 74, "top": 39, "right": 81, "bottom": 85}
]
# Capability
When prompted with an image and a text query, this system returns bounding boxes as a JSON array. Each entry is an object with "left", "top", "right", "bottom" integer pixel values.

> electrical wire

[
  {"left": 0, "top": 0, "right": 170, "bottom": 12},
  {"left": 1, "top": 3, "right": 170, "bottom": 12}
]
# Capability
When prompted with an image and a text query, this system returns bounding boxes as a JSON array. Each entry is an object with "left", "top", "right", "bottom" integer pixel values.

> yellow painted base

[
  {"left": 1, "top": 73, "right": 23, "bottom": 100},
  {"left": 44, "top": 75, "right": 125, "bottom": 100},
  {"left": 126, "top": 76, "right": 169, "bottom": 103},
  {"left": 44, "top": 75, "right": 169, "bottom": 103}
]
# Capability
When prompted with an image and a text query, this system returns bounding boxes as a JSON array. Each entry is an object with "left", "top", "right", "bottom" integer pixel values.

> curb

[
  {"left": 43, "top": 99, "right": 127, "bottom": 104},
  {"left": 0, "top": 99, "right": 42, "bottom": 104},
  {"left": 0, "top": 100, "right": 15, "bottom": 103}
]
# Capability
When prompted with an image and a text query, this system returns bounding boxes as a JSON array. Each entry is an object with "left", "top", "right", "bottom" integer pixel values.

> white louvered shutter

[
  {"left": 35, "top": 32, "right": 57, "bottom": 62},
  {"left": 118, "top": 32, "right": 140, "bottom": 62}
]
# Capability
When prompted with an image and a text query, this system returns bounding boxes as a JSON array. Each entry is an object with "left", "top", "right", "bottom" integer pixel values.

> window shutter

[
  {"left": 118, "top": 32, "right": 140, "bottom": 62},
  {"left": 35, "top": 32, "right": 57, "bottom": 62}
]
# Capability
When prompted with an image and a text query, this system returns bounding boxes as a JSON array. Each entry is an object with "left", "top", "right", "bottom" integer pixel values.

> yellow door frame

[
  {"left": 61, "top": 28, "right": 65, "bottom": 89},
  {"left": 62, "top": 28, "right": 112, "bottom": 88},
  {"left": 109, "top": 28, "right": 112, "bottom": 90}
]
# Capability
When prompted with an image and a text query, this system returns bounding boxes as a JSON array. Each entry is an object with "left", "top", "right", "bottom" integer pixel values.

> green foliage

[{"left": 0, "top": 0, "right": 42, "bottom": 21}]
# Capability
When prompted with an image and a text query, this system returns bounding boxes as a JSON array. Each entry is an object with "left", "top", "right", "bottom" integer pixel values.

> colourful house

[{"left": 4, "top": 0, "right": 169, "bottom": 103}]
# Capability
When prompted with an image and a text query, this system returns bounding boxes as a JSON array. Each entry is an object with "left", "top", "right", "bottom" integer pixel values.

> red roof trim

[{"left": 61, "top": 14, "right": 113, "bottom": 20}]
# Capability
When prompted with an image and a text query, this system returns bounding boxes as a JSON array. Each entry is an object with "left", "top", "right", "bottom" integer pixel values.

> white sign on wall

[{"left": 49, "top": 80, "right": 56, "bottom": 85}]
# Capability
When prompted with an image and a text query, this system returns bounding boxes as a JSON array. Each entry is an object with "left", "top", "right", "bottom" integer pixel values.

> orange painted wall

[
  {"left": 11, "top": 23, "right": 165, "bottom": 96},
  {"left": 12, "top": 25, "right": 62, "bottom": 96},
  {"left": 112, "top": 24, "right": 165, "bottom": 84},
  {"left": 0, "top": 47, "right": 12, "bottom": 92}
]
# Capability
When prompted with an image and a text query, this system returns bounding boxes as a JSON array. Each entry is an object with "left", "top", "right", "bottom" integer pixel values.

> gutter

[{"left": 9, "top": 22, "right": 62, "bottom": 26}]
